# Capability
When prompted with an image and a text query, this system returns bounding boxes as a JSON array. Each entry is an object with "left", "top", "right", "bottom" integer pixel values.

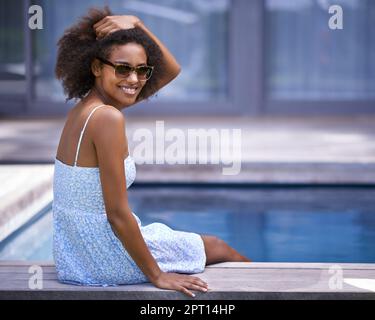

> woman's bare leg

[{"left": 200, "top": 235, "right": 251, "bottom": 265}]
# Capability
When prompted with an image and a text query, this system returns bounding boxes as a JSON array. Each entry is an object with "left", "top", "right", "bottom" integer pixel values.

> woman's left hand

[{"left": 94, "top": 15, "right": 141, "bottom": 39}]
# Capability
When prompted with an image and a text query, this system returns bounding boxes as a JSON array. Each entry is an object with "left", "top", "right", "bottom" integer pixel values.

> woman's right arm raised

[{"left": 92, "top": 106, "right": 208, "bottom": 297}]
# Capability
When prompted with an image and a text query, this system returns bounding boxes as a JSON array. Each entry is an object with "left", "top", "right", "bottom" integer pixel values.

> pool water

[{"left": 0, "top": 187, "right": 374, "bottom": 262}]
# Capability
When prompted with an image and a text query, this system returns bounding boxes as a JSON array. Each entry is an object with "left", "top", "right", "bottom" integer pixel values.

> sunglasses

[{"left": 96, "top": 57, "right": 154, "bottom": 81}]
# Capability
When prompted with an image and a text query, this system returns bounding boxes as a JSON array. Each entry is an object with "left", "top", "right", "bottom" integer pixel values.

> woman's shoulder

[
  {"left": 69, "top": 103, "right": 124, "bottom": 121},
  {"left": 90, "top": 105, "right": 127, "bottom": 141},
  {"left": 90, "top": 104, "right": 126, "bottom": 128},
  {"left": 96, "top": 104, "right": 124, "bottom": 119}
]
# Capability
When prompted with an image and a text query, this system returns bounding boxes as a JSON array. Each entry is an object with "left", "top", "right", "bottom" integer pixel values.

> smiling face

[{"left": 92, "top": 42, "right": 149, "bottom": 108}]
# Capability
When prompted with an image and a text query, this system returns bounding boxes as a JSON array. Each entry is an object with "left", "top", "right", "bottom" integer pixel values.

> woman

[{"left": 53, "top": 7, "right": 250, "bottom": 298}]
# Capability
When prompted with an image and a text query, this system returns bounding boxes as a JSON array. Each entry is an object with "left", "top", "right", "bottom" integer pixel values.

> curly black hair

[{"left": 55, "top": 7, "right": 165, "bottom": 102}]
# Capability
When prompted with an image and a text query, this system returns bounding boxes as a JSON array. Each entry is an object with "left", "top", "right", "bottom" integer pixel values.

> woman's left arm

[{"left": 94, "top": 15, "right": 181, "bottom": 92}]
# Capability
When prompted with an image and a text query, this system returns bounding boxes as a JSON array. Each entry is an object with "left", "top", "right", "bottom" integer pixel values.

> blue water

[{"left": 1, "top": 187, "right": 374, "bottom": 262}]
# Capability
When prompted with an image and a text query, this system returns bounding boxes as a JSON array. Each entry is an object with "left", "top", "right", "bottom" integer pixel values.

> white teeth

[{"left": 120, "top": 86, "right": 137, "bottom": 95}]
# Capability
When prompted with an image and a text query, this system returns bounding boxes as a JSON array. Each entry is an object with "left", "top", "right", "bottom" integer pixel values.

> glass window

[
  {"left": 33, "top": 0, "right": 230, "bottom": 102},
  {"left": 0, "top": 0, "right": 25, "bottom": 96},
  {"left": 33, "top": 0, "right": 110, "bottom": 102},
  {"left": 265, "top": 0, "right": 375, "bottom": 100}
]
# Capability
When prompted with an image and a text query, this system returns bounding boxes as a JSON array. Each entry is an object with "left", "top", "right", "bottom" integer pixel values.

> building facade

[{"left": 0, "top": 0, "right": 374, "bottom": 117}]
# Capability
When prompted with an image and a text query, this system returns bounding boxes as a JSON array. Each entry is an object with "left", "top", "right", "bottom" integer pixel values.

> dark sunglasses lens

[
  {"left": 137, "top": 66, "right": 153, "bottom": 80},
  {"left": 115, "top": 64, "right": 153, "bottom": 80},
  {"left": 115, "top": 65, "right": 132, "bottom": 77}
]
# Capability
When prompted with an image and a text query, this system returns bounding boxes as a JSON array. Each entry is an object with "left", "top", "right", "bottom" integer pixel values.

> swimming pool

[{"left": 0, "top": 186, "right": 374, "bottom": 262}]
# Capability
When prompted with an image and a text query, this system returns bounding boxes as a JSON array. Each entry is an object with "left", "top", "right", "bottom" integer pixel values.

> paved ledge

[
  {"left": 1, "top": 115, "right": 375, "bottom": 184},
  {"left": 1, "top": 262, "right": 374, "bottom": 300},
  {"left": 0, "top": 165, "right": 53, "bottom": 242},
  {"left": 135, "top": 162, "right": 375, "bottom": 185}
]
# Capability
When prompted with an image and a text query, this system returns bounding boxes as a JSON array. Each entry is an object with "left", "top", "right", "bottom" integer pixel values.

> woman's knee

[
  {"left": 202, "top": 235, "right": 225, "bottom": 250},
  {"left": 201, "top": 235, "right": 229, "bottom": 263},
  {"left": 201, "top": 235, "right": 250, "bottom": 263}
]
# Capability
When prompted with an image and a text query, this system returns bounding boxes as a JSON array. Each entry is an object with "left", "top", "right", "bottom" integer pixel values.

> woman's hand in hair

[{"left": 94, "top": 15, "right": 141, "bottom": 39}]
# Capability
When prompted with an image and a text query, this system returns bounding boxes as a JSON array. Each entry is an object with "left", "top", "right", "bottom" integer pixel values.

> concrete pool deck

[
  {"left": 1, "top": 115, "right": 375, "bottom": 182},
  {"left": 0, "top": 115, "right": 375, "bottom": 187},
  {"left": 0, "top": 261, "right": 374, "bottom": 300},
  {"left": 1, "top": 115, "right": 375, "bottom": 243},
  {"left": 0, "top": 165, "right": 52, "bottom": 242}
]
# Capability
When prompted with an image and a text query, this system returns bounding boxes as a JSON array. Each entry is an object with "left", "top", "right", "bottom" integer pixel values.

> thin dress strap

[{"left": 74, "top": 104, "right": 105, "bottom": 167}]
